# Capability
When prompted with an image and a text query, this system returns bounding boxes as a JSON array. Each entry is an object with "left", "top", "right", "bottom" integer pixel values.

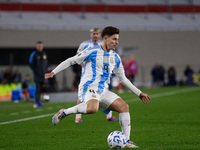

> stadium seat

[{"left": 11, "top": 89, "right": 23, "bottom": 100}]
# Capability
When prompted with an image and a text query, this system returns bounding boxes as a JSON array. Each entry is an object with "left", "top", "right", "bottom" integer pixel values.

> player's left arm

[{"left": 113, "top": 57, "right": 151, "bottom": 104}]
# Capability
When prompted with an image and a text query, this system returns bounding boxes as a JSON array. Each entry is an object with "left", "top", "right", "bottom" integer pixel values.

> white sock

[
  {"left": 64, "top": 103, "right": 87, "bottom": 115},
  {"left": 107, "top": 111, "right": 112, "bottom": 118},
  {"left": 119, "top": 112, "right": 131, "bottom": 140},
  {"left": 76, "top": 114, "right": 82, "bottom": 119}
]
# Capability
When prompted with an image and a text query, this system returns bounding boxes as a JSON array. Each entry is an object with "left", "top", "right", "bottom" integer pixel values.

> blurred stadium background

[{"left": 0, "top": 0, "right": 200, "bottom": 101}]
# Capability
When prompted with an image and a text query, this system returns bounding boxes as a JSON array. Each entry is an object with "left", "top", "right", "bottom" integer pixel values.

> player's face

[
  {"left": 36, "top": 43, "right": 43, "bottom": 52},
  {"left": 106, "top": 34, "right": 119, "bottom": 50},
  {"left": 90, "top": 31, "right": 100, "bottom": 42}
]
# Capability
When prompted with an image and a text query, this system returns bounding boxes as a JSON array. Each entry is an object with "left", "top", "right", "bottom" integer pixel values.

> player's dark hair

[
  {"left": 37, "top": 41, "right": 43, "bottom": 44},
  {"left": 101, "top": 26, "right": 120, "bottom": 38}
]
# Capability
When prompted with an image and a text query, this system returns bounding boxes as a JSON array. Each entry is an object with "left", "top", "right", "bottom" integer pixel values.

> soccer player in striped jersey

[
  {"left": 75, "top": 27, "right": 119, "bottom": 123},
  {"left": 45, "top": 26, "right": 151, "bottom": 148}
]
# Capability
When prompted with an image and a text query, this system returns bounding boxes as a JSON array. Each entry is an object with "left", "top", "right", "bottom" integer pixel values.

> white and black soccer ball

[{"left": 107, "top": 131, "right": 127, "bottom": 149}]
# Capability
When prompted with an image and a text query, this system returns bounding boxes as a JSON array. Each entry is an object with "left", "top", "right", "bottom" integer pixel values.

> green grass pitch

[{"left": 0, "top": 86, "right": 200, "bottom": 150}]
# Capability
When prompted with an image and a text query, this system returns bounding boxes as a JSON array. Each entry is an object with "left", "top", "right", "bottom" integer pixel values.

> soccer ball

[{"left": 107, "top": 131, "right": 127, "bottom": 149}]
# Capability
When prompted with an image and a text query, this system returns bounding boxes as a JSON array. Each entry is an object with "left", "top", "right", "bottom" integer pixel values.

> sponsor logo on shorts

[{"left": 92, "top": 94, "right": 96, "bottom": 98}]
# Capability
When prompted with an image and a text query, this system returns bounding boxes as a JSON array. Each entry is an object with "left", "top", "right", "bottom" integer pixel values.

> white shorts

[{"left": 78, "top": 87, "right": 120, "bottom": 114}]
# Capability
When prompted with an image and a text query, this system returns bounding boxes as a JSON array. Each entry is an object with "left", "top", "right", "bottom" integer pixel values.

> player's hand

[
  {"left": 45, "top": 72, "right": 55, "bottom": 79},
  {"left": 139, "top": 92, "right": 151, "bottom": 104}
]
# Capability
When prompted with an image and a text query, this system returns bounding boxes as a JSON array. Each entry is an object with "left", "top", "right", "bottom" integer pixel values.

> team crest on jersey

[
  {"left": 104, "top": 56, "right": 108, "bottom": 63},
  {"left": 43, "top": 55, "right": 47, "bottom": 59},
  {"left": 110, "top": 57, "right": 114, "bottom": 64}
]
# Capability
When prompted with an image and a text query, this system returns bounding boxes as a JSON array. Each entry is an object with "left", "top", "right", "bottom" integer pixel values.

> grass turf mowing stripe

[
  {"left": 0, "top": 87, "right": 199, "bottom": 126},
  {"left": 125, "top": 87, "right": 200, "bottom": 102},
  {"left": 0, "top": 113, "right": 55, "bottom": 125}
]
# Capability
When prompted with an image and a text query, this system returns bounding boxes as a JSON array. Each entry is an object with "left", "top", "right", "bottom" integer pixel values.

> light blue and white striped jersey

[
  {"left": 52, "top": 44, "right": 142, "bottom": 97},
  {"left": 75, "top": 46, "right": 124, "bottom": 94},
  {"left": 77, "top": 39, "right": 103, "bottom": 53}
]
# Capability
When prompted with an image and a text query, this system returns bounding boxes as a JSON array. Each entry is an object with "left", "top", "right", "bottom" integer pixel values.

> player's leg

[
  {"left": 108, "top": 98, "right": 139, "bottom": 148},
  {"left": 52, "top": 99, "right": 98, "bottom": 125},
  {"left": 52, "top": 88, "right": 100, "bottom": 125},
  {"left": 100, "top": 91, "right": 138, "bottom": 148},
  {"left": 33, "top": 81, "right": 42, "bottom": 108},
  {"left": 106, "top": 111, "right": 112, "bottom": 119},
  {"left": 99, "top": 91, "right": 130, "bottom": 138},
  {"left": 106, "top": 111, "right": 119, "bottom": 121},
  {"left": 34, "top": 82, "right": 40, "bottom": 104},
  {"left": 75, "top": 99, "right": 83, "bottom": 123},
  {"left": 108, "top": 98, "right": 130, "bottom": 139},
  {"left": 64, "top": 99, "right": 98, "bottom": 115}
]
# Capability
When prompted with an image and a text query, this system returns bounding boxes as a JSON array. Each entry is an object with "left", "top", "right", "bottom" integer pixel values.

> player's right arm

[{"left": 45, "top": 49, "right": 93, "bottom": 79}]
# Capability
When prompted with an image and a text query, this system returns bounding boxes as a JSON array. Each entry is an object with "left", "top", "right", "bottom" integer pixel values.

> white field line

[
  {"left": 9, "top": 107, "right": 53, "bottom": 116},
  {"left": 0, "top": 113, "right": 55, "bottom": 125},
  {"left": 22, "top": 110, "right": 31, "bottom": 114},
  {"left": 0, "top": 87, "right": 199, "bottom": 125},
  {"left": 10, "top": 112, "right": 19, "bottom": 116}
]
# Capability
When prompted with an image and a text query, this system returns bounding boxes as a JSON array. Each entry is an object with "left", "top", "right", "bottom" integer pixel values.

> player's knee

[
  {"left": 121, "top": 103, "right": 129, "bottom": 112},
  {"left": 77, "top": 99, "right": 82, "bottom": 104},
  {"left": 87, "top": 107, "right": 98, "bottom": 114},
  {"left": 125, "top": 103, "right": 129, "bottom": 111}
]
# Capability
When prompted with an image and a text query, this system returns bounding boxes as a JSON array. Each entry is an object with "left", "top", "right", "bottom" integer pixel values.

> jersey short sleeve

[
  {"left": 77, "top": 41, "right": 88, "bottom": 53},
  {"left": 75, "top": 48, "right": 97, "bottom": 64}
]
